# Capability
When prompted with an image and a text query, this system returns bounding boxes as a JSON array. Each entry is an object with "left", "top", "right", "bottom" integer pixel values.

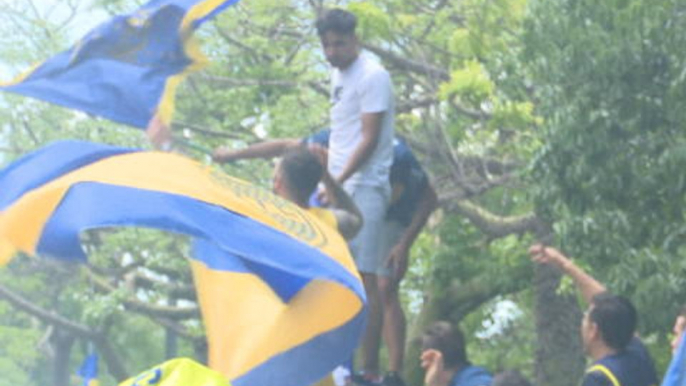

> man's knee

[
  {"left": 361, "top": 273, "right": 380, "bottom": 295},
  {"left": 378, "top": 277, "right": 398, "bottom": 304}
]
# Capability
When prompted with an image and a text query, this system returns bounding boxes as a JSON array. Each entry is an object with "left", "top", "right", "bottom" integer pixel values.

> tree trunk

[
  {"left": 51, "top": 329, "right": 74, "bottom": 386},
  {"left": 533, "top": 263, "right": 585, "bottom": 386},
  {"left": 93, "top": 335, "right": 129, "bottom": 381},
  {"left": 166, "top": 297, "right": 178, "bottom": 359},
  {"left": 533, "top": 224, "right": 585, "bottom": 386}
]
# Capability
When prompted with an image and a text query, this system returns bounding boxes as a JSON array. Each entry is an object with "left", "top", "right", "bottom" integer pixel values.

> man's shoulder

[
  {"left": 589, "top": 337, "right": 659, "bottom": 386},
  {"left": 453, "top": 365, "right": 493, "bottom": 386},
  {"left": 358, "top": 55, "right": 390, "bottom": 79},
  {"left": 302, "top": 129, "right": 331, "bottom": 147},
  {"left": 581, "top": 369, "right": 614, "bottom": 386}
]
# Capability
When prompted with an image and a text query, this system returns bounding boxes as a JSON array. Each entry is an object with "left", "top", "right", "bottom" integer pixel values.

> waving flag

[
  {"left": 0, "top": 0, "right": 240, "bottom": 128},
  {"left": 119, "top": 358, "right": 230, "bottom": 386},
  {"left": 77, "top": 353, "right": 99, "bottom": 386},
  {"left": 0, "top": 141, "right": 365, "bottom": 386}
]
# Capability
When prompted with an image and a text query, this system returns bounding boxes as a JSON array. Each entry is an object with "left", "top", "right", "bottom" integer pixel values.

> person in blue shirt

[
  {"left": 529, "top": 245, "right": 659, "bottom": 386},
  {"left": 660, "top": 306, "right": 686, "bottom": 386},
  {"left": 419, "top": 321, "right": 493, "bottom": 386},
  {"left": 214, "top": 129, "right": 438, "bottom": 386}
]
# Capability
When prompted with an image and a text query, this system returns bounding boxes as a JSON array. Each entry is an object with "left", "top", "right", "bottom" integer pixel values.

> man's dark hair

[
  {"left": 493, "top": 370, "right": 533, "bottom": 386},
  {"left": 420, "top": 321, "right": 468, "bottom": 368},
  {"left": 590, "top": 292, "right": 637, "bottom": 351},
  {"left": 315, "top": 9, "right": 357, "bottom": 37},
  {"left": 280, "top": 147, "right": 322, "bottom": 205}
]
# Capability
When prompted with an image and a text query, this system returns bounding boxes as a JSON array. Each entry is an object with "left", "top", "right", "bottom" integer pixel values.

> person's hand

[
  {"left": 385, "top": 241, "right": 409, "bottom": 282},
  {"left": 212, "top": 147, "right": 234, "bottom": 163},
  {"left": 316, "top": 186, "right": 330, "bottom": 206},
  {"left": 420, "top": 349, "right": 444, "bottom": 386},
  {"left": 146, "top": 114, "right": 172, "bottom": 150},
  {"left": 529, "top": 244, "right": 568, "bottom": 269},
  {"left": 308, "top": 143, "right": 329, "bottom": 167}
]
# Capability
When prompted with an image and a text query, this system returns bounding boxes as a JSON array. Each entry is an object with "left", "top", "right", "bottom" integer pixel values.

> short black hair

[
  {"left": 590, "top": 292, "right": 637, "bottom": 351},
  {"left": 315, "top": 8, "right": 357, "bottom": 37},
  {"left": 493, "top": 370, "right": 532, "bottom": 386},
  {"left": 280, "top": 147, "right": 323, "bottom": 204},
  {"left": 420, "top": 321, "right": 468, "bottom": 368}
]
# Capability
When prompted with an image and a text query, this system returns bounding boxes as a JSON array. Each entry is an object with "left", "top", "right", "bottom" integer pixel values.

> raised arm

[
  {"left": 213, "top": 139, "right": 300, "bottom": 163},
  {"left": 529, "top": 244, "right": 607, "bottom": 303}
]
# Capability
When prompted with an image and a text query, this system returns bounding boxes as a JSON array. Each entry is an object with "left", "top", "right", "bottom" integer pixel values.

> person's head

[
  {"left": 273, "top": 147, "right": 323, "bottom": 207},
  {"left": 420, "top": 321, "right": 469, "bottom": 369},
  {"left": 315, "top": 9, "right": 359, "bottom": 69},
  {"left": 670, "top": 305, "right": 686, "bottom": 353},
  {"left": 493, "top": 370, "right": 532, "bottom": 386},
  {"left": 581, "top": 292, "right": 637, "bottom": 356}
]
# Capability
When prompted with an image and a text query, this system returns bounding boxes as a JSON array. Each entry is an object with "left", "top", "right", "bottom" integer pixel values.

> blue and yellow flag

[
  {"left": 0, "top": 0, "right": 240, "bottom": 128},
  {"left": 77, "top": 353, "right": 99, "bottom": 386},
  {"left": 119, "top": 358, "right": 230, "bottom": 386},
  {"left": 0, "top": 141, "right": 366, "bottom": 386}
]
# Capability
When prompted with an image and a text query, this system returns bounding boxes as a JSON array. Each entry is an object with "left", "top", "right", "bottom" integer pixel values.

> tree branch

[
  {"left": 86, "top": 270, "right": 200, "bottom": 320},
  {"left": 93, "top": 334, "right": 129, "bottom": 381},
  {"left": 199, "top": 74, "right": 329, "bottom": 97},
  {"left": 442, "top": 199, "right": 540, "bottom": 238},
  {"left": 397, "top": 97, "right": 438, "bottom": 113},
  {"left": 172, "top": 121, "right": 245, "bottom": 140},
  {"left": 0, "top": 283, "right": 94, "bottom": 338},
  {"left": 363, "top": 43, "right": 450, "bottom": 81},
  {"left": 443, "top": 267, "right": 530, "bottom": 321},
  {"left": 132, "top": 273, "right": 197, "bottom": 302}
]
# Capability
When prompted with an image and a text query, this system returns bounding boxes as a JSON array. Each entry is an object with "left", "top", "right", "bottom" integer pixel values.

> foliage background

[{"left": 0, "top": 0, "right": 684, "bottom": 385}]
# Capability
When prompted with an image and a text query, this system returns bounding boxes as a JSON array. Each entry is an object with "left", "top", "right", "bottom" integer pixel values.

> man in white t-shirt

[{"left": 316, "top": 8, "right": 395, "bottom": 386}]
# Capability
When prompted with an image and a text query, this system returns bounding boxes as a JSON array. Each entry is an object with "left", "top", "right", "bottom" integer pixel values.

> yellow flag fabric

[
  {"left": 119, "top": 358, "right": 230, "bottom": 386},
  {"left": 0, "top": 141, "right": 366, "bottom": 386}
]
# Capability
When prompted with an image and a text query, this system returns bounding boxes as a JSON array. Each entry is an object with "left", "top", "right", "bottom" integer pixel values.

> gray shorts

[
  {"left": 376, "top": 220, "right": 407, "bottom": 277},
  {"left": 345, "top": 184, "right": 390, "bottom": 275}
]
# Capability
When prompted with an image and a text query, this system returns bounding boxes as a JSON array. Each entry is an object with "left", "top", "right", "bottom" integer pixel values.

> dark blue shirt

[
  {"left": 451, "top": 365, "right": 493, "bottom": 386},
  {"left": 303, "top": 130, "right": 429, "bottom": 226},
  {"left": 582, "top": 338, "right": 659, "bottom": 386}
]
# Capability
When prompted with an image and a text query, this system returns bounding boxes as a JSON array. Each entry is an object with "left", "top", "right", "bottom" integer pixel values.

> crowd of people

[{"left": 210, "top": 7, "right": 683, "bottom": 386}]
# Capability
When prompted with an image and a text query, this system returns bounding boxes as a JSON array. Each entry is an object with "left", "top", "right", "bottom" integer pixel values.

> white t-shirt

[{"left": 328, "top": 53, "right": 394, "bottom": 188}]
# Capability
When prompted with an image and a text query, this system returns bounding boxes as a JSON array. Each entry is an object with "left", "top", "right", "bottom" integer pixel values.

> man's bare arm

[
  {"left": 397, "top": 184, "right": 438, "bottom": 252},
  {"left": 321, "top": 169, "right": 363, "bottom": 239},
  {"left": 529, "top": 244, "right": 607, "bottom": 303},
  {"left": 213, "top": 139, "right": 299, "bottom": 163},
  {"left": 335, "top": 112, "right": 383, "bottom": 184},
  {"left": 385, "top": 184, "right": 438, "bottom": 278}
]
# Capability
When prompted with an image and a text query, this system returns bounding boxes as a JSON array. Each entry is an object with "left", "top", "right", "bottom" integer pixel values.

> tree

[
  {"left": 3, "top": 0, "right": 685, "bottom": 385},
  {"left": 523, "top": 0, "right": 686, "bottom": 374}
]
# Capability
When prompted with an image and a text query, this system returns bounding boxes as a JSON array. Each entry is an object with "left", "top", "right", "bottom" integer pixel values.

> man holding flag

[
  {"left": 0, "top": 1, "right": 370, "bottom": 385},
  {"left": 1, "top": 0, "right": 241, "bottom": 140},
  {"left": 215, "top": 129, "right": 438, "bottom": 386}
]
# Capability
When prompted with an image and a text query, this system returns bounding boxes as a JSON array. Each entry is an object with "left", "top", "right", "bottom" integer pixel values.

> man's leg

[
  {"left": 344, "top": 184, "right": 389, "bottom": 383},
  {"left": 378, "top": 276, "right": 406, "bottom": 374},
  {"left": 377, "top": 221, "right": 407, "bottom": 385},
  {"left": 360, "top": 272, "right": 383, "bottom": 377}
]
